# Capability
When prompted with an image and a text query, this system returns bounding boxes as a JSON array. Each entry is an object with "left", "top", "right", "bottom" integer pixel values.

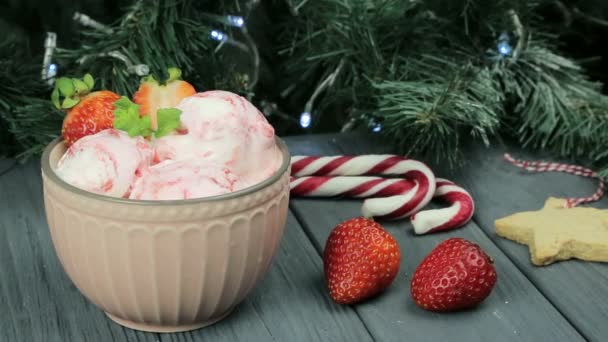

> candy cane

[
  {"left": 410, "top": 178, "right": 474, "bottom": 235},
  {"left": 290, "top": 155, "right": 436, "bottom": 219},
  {"left": 290, "top": 176, "right": 415, "bottom": 198}
]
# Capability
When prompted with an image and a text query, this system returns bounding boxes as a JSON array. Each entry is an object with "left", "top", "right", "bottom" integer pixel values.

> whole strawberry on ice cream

[
  {"left": 55, "top": 129, "right": 152, "bottom": 198},
  {"left": 52, "top": 74, "right": 121, "bottom": 147},
  {"left": 154, "top": 90, "right": 281, "bottom": 187},
  {"left": 52, "top": 69, "right": 282, "bottom": 201},
  {"left": 132, "top": 67, "right": 196, "bottom": 131}
]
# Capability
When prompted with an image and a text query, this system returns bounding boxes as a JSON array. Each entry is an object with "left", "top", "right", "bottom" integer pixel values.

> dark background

[{"left": 2, "top": 0, "right": 608, "bottom": 134}]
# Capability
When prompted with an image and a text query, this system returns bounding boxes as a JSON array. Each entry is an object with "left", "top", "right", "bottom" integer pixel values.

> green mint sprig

[{"left": 113, "top": 97, "right": 181, "bottom": 138}]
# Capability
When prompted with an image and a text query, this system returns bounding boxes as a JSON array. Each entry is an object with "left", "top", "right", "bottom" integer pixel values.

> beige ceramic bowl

[{"left": 41, "top": 138, "right": 290, "bottom": 333}]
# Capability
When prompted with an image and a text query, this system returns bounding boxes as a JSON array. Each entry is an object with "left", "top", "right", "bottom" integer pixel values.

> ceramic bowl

[{"left": 41, "top": 138, "right": 290, "bottom": 332}]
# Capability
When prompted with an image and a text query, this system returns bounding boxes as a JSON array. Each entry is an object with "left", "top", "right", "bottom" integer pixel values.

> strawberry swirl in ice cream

[
  {"left": 154, "top": 90, "right": 281, "bottom": 188},
  {"left": 56, "top": 129, "right": 152, "bottom": 198},
  {"left": 54, "top": 84, "right": 282, "bottom": 200},
  {"left": 128, "top": 160, "right": 242, "bottom": 200}
]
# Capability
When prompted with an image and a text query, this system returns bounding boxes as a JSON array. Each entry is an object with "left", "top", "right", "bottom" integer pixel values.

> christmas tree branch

[
  {"left": 56, "top": 0, "right": 244, "bottom": 95},
  {"left": 373, "top": 58, "right": 502, "bottom": 165}
]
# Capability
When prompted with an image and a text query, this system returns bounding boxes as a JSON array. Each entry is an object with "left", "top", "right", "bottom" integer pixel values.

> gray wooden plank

[
  {"left": 0, "top": 162, "right": 161, "bottom": 342},
  {"left": 0, "top": 158, "right": 16, "bottom": 177},
  {"left": 1, "top": 158, "right": 372, "bottom": 342},
  {"left": 286, "top": 134, "right": 585, "bottom": 342},
  {"left": 436, "top": 141, "right": 608, "bottom": 342}
]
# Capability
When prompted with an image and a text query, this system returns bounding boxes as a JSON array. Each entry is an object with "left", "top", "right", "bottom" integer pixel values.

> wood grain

[{"left": 287, "top": 134, "right": 585, "bottom": 342}]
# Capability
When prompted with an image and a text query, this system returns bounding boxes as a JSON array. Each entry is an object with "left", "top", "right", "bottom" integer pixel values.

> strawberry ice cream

[
  {"left": 154, "top": 91, "right": 282, "bottom": 188},
  {"left": 55, "top": 129, "right": 152, "bottom": 198},
  {"left": 55, "top": 90, "right": 282, "bottom": 200},
  {"left": 128, "top": 160, "right": 242, "bottom": 200}
]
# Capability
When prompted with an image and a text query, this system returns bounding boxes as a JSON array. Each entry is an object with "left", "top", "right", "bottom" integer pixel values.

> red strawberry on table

[
  {"left": 411, "top": 237, "right": 497, "bottom": 312},
  {"left": 133, "top": 67, "right": 195, "bottom": 131},
  {"left": 52, "top": 74, "right": 120, "bottom": 146},
  {"left": 323, "top": 217, "right": 401, "bottom": 304}
]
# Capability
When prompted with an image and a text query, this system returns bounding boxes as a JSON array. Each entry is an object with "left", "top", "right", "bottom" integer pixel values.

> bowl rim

[{"left": 41, "top": 136, "right": 290, "bottom": 206}]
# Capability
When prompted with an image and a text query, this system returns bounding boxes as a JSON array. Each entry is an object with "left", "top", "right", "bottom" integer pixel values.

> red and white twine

[{"left": 504, "top": 153, "right": 605, "bottom": 208}]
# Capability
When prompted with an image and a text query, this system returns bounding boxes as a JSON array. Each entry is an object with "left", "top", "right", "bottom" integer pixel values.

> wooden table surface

[{"left": 1, "top": 133, "right": 607, "bottom": 342}]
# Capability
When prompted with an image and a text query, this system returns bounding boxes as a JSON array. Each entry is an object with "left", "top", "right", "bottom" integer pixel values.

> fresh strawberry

[
  {"left": 323, "top": 217, "right": 401, "bottom": 304},
  {"left": 52, "top": 74, "right": 120, "bottom": 146},
  {"left": 411, "top": 237, "right": 497, "bottom": 312},
  {"left": 133, "top": 67, "right": 195, "bottom": 130}
]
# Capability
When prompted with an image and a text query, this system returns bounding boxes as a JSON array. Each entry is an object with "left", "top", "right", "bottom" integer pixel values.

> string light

[
  {"left": 41, "top": 32, "right": 57, "bottom": 86},
  {"left": 47, "top": 64, "right": 58, "bottom": 80},
  {"left": 299, "top": 111, "right": 312, "bottom": 128},
  {"left": 77, "top": 51, "right": 149, "bottom": 76},
  {"left": 297, "top": 59, "right": 344, "bottom": 129},
  {"left": 226, "top": 15, "right": 245, "bottom": 28},
  {"left": 209, "top": 15, "right": 260, "bottom": 91},
  {"left": 210, "top": 30, "right": 228, "bottom": 42},
  {"left": 497, "top": 33, "right": 513, "bottom": 57},
  {"left": 368, "top": 117, "right": 382, "bottom": 133},
  {"left": 73, "top": 12, "right": 113, "bottom": 34}
]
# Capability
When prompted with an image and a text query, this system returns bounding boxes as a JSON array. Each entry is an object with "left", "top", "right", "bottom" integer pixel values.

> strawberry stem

[
  {"left": 150, "top": 110, "right": 158, "bottom": 131},
  {"left": 167, "top": 67, "right": 182, "bottom": 82},
  {"left": 141, "top": 75, "right": 158, "bottom": 85},
  {"left": 83, "top": 74, "right": 95, "bottom": 89},
  {"left": 51, "top": 74, "right": 95, "bottom": 109}
]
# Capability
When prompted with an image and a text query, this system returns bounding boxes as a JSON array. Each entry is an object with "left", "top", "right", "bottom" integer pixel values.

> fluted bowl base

[{"left": 105, "top": 309, "right": 234, "bottom": 333}]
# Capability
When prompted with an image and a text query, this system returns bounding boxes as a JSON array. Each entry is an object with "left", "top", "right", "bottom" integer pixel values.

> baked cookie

[{"left": 495, "top": 197, "right": 608, "bottom": 266}]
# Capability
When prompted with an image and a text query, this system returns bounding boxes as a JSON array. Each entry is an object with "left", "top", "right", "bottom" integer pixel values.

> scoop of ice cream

[
  {"left": 56, "top": 129, "right": 152, "bottom": 198},
  {"left": 128, "top": 160, "right": 242, "bottom": 200},
  {"left": 153, "top": 91, "right": 282, "bottom": 187}
]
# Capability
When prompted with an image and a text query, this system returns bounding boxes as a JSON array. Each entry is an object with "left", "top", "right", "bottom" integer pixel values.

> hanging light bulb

[
  {"left": 296, "top": 60, "right": 344, "bottom": 130},
  {"left": 47, "top": 63, "right": 58, "bottom": 79},
  {"left": 226, "top": 15, "right": 245, "bottom": 28},
  {"left": 299, "top": 111, "right": 312, "bottom": 128},
  {"left": 369, "top": 117, "right": 382, "bottom": 133},
  {"left": 210, "top": 30, "right": 228, "bottom": 42},
  {"left": 496, "top": 32, "right": 513, "bottom": 57},
  {"left": 41, "top": 32, "right": 57, "bottom": 86}
]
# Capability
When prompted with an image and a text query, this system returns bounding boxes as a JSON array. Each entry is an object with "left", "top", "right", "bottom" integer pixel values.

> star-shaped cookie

[{"left": 495, "top": 197, "right": 608, "bottom": 266}]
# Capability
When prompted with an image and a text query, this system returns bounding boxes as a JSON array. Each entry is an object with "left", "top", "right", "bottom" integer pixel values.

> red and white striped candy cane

[
  {"left": 290, "top": 176, "right": 415, "bottom": 198},
  {"left": 411, "top": 178, "right": 474, "bottom": 235},
  {"left": 290, "top": 155, "right": 436, "bottom": 219},
  {"left": 504, "top": 154, "right": 605, "bottom": 208}
]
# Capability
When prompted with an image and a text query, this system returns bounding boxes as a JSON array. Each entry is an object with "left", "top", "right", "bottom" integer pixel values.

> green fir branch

[
  {"left": 8, "top": 99, "right": 64, "bottom": 161},
  {"left": 0, "top": 23, "right": 51, "bottom": 158},
  {"left": 56, "top": 0, "right": 244, "bottom": 96},
  {"left": 278, "top": 0, "right": 608, "bottom": 174},
  {"left": 373, "top": 58, "right": 503, "bottom": 165},
  {"left": 1, "top": 0, "right": 250, "bottom": 161}
]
